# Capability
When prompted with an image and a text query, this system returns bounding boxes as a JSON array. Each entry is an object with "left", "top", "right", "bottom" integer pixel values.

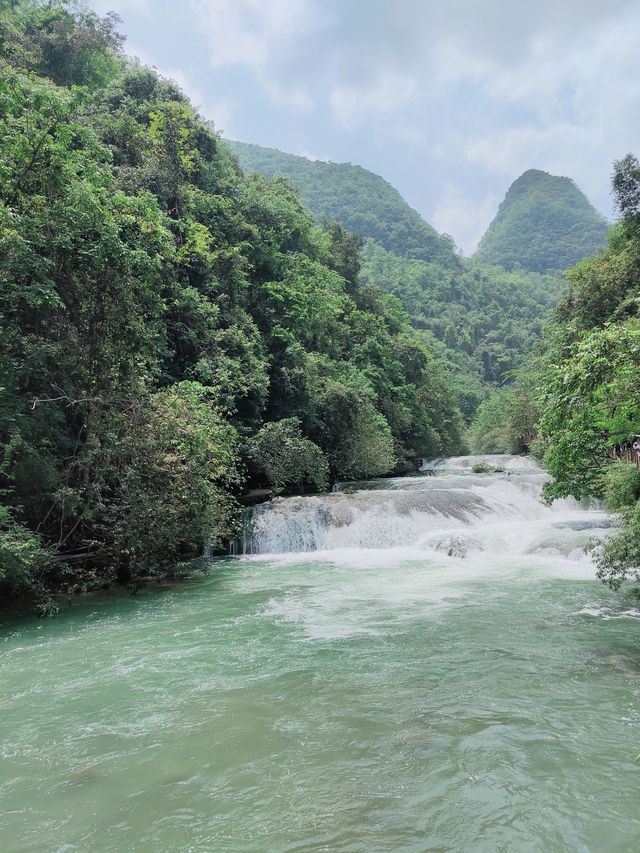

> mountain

[
  {"left": 474, "top": 169, "right": 609, "bottom": 273},
  {"left": 226, "top": 140, "right": 460, "bottom": 268},
  {"left": 227, "top": 141, "right": 565, "bottom": 405}
]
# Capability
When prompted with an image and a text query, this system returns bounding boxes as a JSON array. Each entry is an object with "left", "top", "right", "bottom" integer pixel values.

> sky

[{"left": 89, "top": 0, "right": 640, "bottom": 255}]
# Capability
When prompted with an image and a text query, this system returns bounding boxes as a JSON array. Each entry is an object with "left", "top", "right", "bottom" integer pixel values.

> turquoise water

[{"left": 2, "top": 459, "right": 640, "bottom": 851}]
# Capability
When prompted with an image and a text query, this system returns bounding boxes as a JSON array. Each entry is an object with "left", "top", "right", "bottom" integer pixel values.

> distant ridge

[
  {"left": 474, "top": 169, "right": 609, "bottom": 273},
  {"left": 226, "top": 140, "right": 460, "bottom": 268}
]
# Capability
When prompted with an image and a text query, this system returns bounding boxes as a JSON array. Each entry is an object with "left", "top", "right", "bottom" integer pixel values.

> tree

[
  {"left": 612, "top": 153, "right": 640, "bottom": 221},
  {"left": 0, "top": 0, "right": 466, "bottom": 605},
  {"left": 248, "top": 419, "right": 328, "bottom": 493}
]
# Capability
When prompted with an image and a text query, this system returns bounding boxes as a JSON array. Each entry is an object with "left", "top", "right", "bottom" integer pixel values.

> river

[{"left": 1, "top": 455, "right": 640, "bottom": 851}]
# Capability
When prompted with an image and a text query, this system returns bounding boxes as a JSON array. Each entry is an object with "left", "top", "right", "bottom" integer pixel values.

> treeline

[
  {"left": 0, "top": 0, "right": 463, "bottom": 607},
  {"left": 359, "top": 242, "right": 561, "bottom": 418},
  {"left": 470, "top": 154, "right": 640, "bottom": 590}
]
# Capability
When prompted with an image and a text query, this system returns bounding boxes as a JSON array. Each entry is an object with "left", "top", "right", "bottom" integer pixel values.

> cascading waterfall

[{"left": 238, "top": 454, "right": 614, "bottom": 560}]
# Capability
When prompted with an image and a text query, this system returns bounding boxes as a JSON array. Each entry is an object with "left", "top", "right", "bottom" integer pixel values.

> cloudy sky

[{"left": 90, "top": 0, "right": 640, "bottom": 254}]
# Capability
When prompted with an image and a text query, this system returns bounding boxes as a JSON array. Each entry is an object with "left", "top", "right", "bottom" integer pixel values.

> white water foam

[
  {"left": 421, "top": 453, "right": 541, "bottom": 474},
  {"left": 237, "top": 456, "right": 611, "bottom": 570}
]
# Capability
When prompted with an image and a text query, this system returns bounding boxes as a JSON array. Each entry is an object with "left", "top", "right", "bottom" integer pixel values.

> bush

[
  {"left": 101, "top": 383, "right": 242, "bottom": 580},
  {"left": 600, "top": 460, "right": 640, "bottom": 513},
  {"left": 308, "top": 366, "right": 396, "bottom": 479},
  {"left": 595, "top": 501, "right": 640, "bottom": 590},
  {"left": 248, "top": 418, "right": 328, "bottom": 493},
  {"left": 0, "top": 506, "right": 51, "bottom": 597},
  {"left": 471, "top": 463, "right": 505, "bottom": 474},
  {"left": 467, "top": 389, "right": 535, "bottom": 454}
]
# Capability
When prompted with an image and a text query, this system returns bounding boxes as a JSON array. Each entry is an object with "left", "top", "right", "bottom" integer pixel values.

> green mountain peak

[{"left": 474, "top": 169, "right": 609, "bottom": 273}]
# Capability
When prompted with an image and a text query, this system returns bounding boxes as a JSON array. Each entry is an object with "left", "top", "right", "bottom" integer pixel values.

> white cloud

[
  {"left": 432, "top": 187, "right": 500, "bottom": 256},
  {"left": 194, "top": 0, "right": 319, "bottom": 113},
  {"left": 451, "top": 10, "right": 640, "bottom": 220},
  {"left": 329, "top": 72, "right": 419, "bottom": 130},
  {"left": 91, "top": 0, "right": 151, "bottom": 16},
  {"left": 87, "top": 0, "right": 640, "bottom": 247}
]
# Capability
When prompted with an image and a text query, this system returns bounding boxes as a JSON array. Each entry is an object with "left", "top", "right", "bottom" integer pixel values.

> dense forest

[
  {"left": 474, "top": 169, "right": 609, "bottom": 273},
  {"left": 359, "top": 243, "right": 560, "bottom": 417},
  {"left": 0, "top": 0, "right": 464, "bottom": 607}
]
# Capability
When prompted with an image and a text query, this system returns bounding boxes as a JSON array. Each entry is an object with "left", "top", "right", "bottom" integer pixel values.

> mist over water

[{"left": 2, "top": 456, "right": 640, "bottom": 851}]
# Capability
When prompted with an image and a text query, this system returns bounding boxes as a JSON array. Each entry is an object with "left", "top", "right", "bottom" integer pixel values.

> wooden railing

[{"left": 608, "top": 446, "right": 640, "bottom": 468}]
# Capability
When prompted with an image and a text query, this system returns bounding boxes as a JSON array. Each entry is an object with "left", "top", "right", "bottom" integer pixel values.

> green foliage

[
  {"left": 475, "top": 169, "right": 609, "bottom": 273},
  {"left": 0, "top": 0, "right": 123, "bottom": 89},
  {"left": 360, "top": 241, "right": 562, "bottom": 393},
  {"left": 248, "top": 419, "right": 328, "bottom": 493},
  {"left": 227, "top": 140, "right": 460, "bottom": 267},
  {"left": 306, "top": 362, "right": 396, "bottom": 479},
  {"left": 594, "top": 501, "right": 640, "bottom": 591},
  {"left": 471, "top": 463, "right": 505, "bottom": 474},
  {"left": 0, "top": 1, "right": 464, "bottom": 604},
  {"left": 540, "top": 321, "right": 640, "bottom": 500},
  {"left": 468, "top": 388, "right": 538, "bottom": 455},
  {"left": 100, "top": 384, "right": 242, "bottom": 581},
  {"left": 600, "top": 461, "right": 640, "bottom": 513},
  {"left": 536, "top": 153, "right": 640, "bottom": 588},
  {"left": 0, "top": 506, "right": 51, "bottom": 597},
  {"left": 612, "top": 153, "right": 640, "bottom": 221}
]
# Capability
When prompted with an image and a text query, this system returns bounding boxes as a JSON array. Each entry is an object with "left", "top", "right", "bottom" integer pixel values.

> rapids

[
  {"left": 240, "top": 454, "right": 610, "bottom": 558},
  {"left": 1, "top": 455, "right": 640, "bottom": 851}
]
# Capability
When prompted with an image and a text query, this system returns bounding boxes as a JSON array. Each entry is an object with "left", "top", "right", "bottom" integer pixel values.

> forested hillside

[
  {"left": 531, "top": 155, "right": 640, "bottom": 589},
  {"left": 227, "top": 140, "right": 460, "bottom": 267},
  {"left": 0, "top": 0, "right": 463, "bottom": 607},
  {"left": 475, "top": 169, "right": 609, "bottom": 273},
  {"left": 360, "top": 242, "right": 560, "bottom": 416},
  {"left": 229, "top": 141, "right": 566, "bottom": 405}
]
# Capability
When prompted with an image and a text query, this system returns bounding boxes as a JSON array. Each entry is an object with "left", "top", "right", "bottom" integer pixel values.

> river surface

[{"left": 2, "top": 455, "right": 640, "bottom": 851}]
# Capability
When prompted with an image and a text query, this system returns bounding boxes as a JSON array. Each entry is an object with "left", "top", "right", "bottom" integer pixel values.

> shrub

[
  {"left": 0, "top": 506, "right": 51, "bottom": 596},
  {"left": 471, "top": 463, "right": 505, "bottom": 474},
  {"left": 595, "top": 501, "right": 640, "bottom": 590},
  {"left": 600, "top": 460, "right": 640, "bottom": 513},
  {"left": 248, "top": 418, "right": 328, "bottom": 493}
]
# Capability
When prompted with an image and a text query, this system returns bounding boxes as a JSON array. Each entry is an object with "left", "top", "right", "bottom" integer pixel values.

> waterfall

[{"left": 236, "top": 455, "right": 613, "bottom": 559}]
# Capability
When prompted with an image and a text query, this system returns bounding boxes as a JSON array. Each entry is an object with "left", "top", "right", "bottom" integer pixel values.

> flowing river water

[{"left": 2, "top": 455, "right": 640, "bottom": 851}]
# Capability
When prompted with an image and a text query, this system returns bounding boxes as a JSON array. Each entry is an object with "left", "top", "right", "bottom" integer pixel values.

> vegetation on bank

[{"left": 0, "top": 0, "right": 464, "bottom": 607}]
